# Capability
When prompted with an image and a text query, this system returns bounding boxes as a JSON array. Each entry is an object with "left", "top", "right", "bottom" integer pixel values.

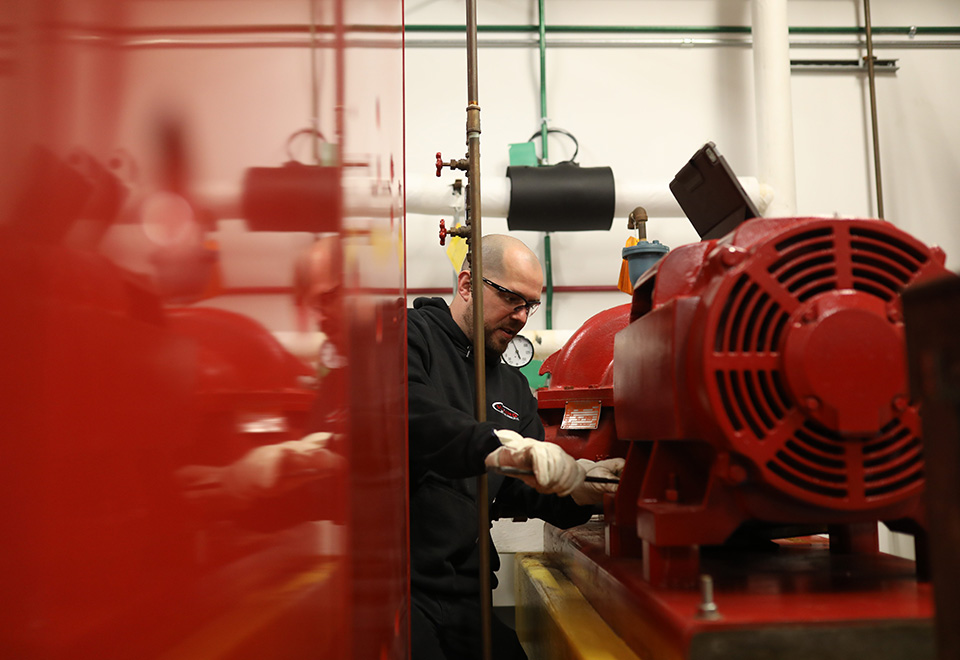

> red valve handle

[
  {"left": 439, "top": 219, "right": 447, "bottom": 246},
  {"left": 436, "top": 152, "right": 443, "bottom": 177}
]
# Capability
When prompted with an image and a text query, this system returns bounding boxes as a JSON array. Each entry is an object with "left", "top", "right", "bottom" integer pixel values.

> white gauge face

[{"left": 503, "top": 334, "right": 535, "bottom": 368}]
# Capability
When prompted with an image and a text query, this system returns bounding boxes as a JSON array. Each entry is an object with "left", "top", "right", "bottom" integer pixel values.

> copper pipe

[{"left": 463, "top": 2, "right": 492, "bottom": 659}]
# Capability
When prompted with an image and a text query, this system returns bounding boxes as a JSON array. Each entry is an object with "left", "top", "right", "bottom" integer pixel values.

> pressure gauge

[{"left": 503, "top": 334, "right": 535, "bottom": 368}]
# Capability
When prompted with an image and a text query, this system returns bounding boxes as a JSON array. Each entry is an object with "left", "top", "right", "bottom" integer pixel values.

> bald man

[
  {"left": 407, "top": 235, "right": 622, "bottom": 660},
  {"left": 293, "top": 234, "right": 343, "bottom": 347}
]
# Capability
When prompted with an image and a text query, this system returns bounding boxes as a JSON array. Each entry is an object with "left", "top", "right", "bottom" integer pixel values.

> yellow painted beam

[
  {"left": 159, "top": 559, "right": 345, "bottom": 660},
  {"left": 516, "top": 553, "right": 644, "bottom": 660}
]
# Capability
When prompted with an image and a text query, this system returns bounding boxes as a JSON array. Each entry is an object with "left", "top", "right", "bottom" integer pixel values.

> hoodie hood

[{"left": 413, "top": 297, "right": 502, "bottom": 365}]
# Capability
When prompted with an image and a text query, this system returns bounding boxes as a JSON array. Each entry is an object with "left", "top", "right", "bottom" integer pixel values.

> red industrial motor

[{"left": 540, "top": 216, "right": 952, "bottom": 587}]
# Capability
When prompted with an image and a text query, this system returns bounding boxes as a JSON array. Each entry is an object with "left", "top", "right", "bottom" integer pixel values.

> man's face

[
  {"left": 477, "top": 265, "right": 542, "bottom": 356},
  {"left": 307, "top": 279, "right": 342, "bottom": 342},
  {"left": 302, "top": 238, "right": 343, "bottom": 344}
]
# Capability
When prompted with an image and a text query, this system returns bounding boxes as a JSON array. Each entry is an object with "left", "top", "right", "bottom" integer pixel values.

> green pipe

[
  {"left": 405, "top": 24, "right": 960, "bottom": 35},
  {"left": 544, "top": 234, "right": 553, "bottom": 330},
  {"left": 537, "top": 0, "right": 553, "bottom": 330},
  {"left": 538, "top": 0, "right": 548, "bottom": 165}
]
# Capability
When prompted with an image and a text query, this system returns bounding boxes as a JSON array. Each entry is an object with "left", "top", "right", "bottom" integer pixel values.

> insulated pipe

[
  {"left": 751, "top": 0, "right": 798, "bottom": 217},
  {"left": 406, "top": 174, "right": 772, "bottom": 219}
]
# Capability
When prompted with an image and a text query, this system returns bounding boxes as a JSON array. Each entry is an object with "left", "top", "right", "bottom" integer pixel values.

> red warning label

[{"left": 560, "top": 400, "right": 602, "bottom": 430}]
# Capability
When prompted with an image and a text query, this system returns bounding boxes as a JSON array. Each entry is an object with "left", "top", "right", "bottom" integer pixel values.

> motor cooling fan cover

[{"left": 697, "top": 218, "right": 947, "bottom": 511}]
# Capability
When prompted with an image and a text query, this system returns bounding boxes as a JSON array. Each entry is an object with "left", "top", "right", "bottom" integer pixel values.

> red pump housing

[{"left": 540, "top": 217, "right": 952, "bottom": 586}]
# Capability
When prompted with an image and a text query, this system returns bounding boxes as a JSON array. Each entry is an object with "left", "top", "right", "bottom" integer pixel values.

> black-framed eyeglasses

[{"left": 481, "top": 277, "right": 541, "bottom": 316}]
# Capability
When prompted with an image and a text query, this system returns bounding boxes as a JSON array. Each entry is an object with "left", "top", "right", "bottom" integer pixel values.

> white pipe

[
  {"left": 406, "top": 173, "right": 773, "bottom": 219},
  {"left": 751, "top": 0, "right": 798, "bottom": 216}
]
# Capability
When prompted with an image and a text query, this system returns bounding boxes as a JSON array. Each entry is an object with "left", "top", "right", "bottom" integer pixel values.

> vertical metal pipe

[
  {"left": 308, "top": 0, "right": 320, "bottom": 164},
  {"left": 464, "top": 2, "right": 491, "bottom": 660},
  {"left": 863, "top": 0, "right": 885, "bottom": 219}
]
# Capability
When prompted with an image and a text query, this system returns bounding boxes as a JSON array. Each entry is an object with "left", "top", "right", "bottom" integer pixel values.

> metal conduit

[
  {"left": 72, "top": 34, "right": 960, "bottom": 49},
  {"left": 404, "top": 23, "right": 960, "bottom": 50},
  {"left": 50, "top": 24, "right": 960, "bottom": 49},
  {"left": 406, "top": 24, "right": 960, "bottom": 35},
  {"left": 72, "top": 35, "right": 960, "bottom": 49},
  {"left": 863, "top": 0, "right": 885, "bottom": 218},
  {"left": 405, "top": 36, "right": 960, "bottom": 49}
]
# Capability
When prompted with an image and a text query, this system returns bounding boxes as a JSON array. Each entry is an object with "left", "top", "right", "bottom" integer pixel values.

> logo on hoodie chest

[{"left": 492, "top": 401, "right": 520, "bottom": 421}]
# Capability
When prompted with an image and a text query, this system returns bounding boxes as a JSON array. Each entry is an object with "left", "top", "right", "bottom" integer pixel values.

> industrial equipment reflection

[{"left": 0, "top": 1, "right": 407, "bottom": 658}]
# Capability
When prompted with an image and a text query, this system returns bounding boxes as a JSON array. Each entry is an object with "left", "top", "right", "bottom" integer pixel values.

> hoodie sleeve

[
  {"left": 408, "top": 312, "right": 502, "bottom": 481},
  {"left": 490, "top": 477, "right": 596, "bottom": 528}
]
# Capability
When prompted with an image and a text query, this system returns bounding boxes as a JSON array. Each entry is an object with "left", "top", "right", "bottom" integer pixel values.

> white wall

[{"left": 404, "top": 0, "right": 960, "bottom": 331}]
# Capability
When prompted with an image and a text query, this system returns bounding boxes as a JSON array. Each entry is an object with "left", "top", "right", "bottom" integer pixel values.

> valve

[
  {"left": 438, "top": 218, "right": 470, "bottom": 246},
  {"left": 436, "top": 152, "right": 443, "bottom": 178},
  {"left": 439, "top": 218, "right": 448, "bottom": 246},
  {"left": 435, "top": 151, "right": 470, "bottom": 177}
]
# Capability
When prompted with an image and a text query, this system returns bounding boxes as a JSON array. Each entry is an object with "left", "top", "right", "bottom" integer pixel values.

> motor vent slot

[
  {"left": 768, "top": 229, "right": 838, "bottom": 302},
  {"left": 849, "top": 226, "right": 928, "bottom": 301},
  {"left": 714, "top": 369, "right": 790, "bottom": 441}
]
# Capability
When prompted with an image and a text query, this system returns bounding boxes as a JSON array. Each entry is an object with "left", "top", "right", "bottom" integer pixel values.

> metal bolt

[
  {"left": 892, "top": 395, "right": 909, "bottom": 412},
  {"left": 697, "top": 575, "right": 721, "bottom": 620},
  {"left": 887, "top": 305, "right": 903, "bottom": 324},
  {"left": 802, "top": 308, "right": 817, "bottom": 324},
  {"left": 720, "top": 247, "right": 746, "bottom": 268},
  {"left": 804, "top": 396, "right": 821, "bottom": 412},
  {"left": 728, "top": 464, "right": 748, "bottom": 485}
]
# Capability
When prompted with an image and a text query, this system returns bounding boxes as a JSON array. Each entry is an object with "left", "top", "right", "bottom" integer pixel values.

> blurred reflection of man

[
  {"left": 176, "top": 235, "right": 349, "bottom": 519},
  {"left": 295, "top": 234, "right": 343, "bottom": 352},
  {"left": 294, "top": 234, "right": 348, "bottom": 430}
]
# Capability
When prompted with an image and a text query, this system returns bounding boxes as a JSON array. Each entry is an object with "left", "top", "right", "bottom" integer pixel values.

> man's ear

[{"left": 456, "top": 270, "right": 472, "bottom": 302}]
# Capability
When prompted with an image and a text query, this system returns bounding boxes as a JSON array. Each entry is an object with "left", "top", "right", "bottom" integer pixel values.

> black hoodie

[{"left": 407, "top": 297, "right": 592, "bottom": 597}]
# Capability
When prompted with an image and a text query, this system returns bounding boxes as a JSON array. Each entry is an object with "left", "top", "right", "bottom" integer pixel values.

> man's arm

[
  {"left": 407, "top": 316, "right": 501, "bottom": 481},
  {"left": 490, "top": 476, "right": 596, "bottom": 528}
]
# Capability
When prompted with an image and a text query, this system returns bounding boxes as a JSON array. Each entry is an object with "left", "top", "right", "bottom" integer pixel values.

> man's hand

[
  {"left": 485, "top": 430, "right": 585, "bottom": 496},
  {"left": 220, "top": 433, "right": 344, "bottom": 501},
  {"left": 571, "top": 458, "right": 625, "bottom": 505}
]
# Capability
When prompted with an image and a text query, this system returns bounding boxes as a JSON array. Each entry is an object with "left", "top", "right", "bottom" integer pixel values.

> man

[{"left": 407, "top": 234, "right": 623, "bottom": 659}]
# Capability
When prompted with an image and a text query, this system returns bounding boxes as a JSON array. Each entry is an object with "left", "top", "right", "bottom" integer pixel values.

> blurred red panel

[{"left": 0, "top": 1, "right": 407, "bottom": 658}]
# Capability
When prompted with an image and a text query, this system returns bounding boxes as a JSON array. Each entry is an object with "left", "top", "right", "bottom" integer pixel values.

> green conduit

[
  {"left": 406, "top": 25, "right": 960, "bottom": 35},
  {"left": 537, "top": 0, "right": 554, "bottom": 330}
]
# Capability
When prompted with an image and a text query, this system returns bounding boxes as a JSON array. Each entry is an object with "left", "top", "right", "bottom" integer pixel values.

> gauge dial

[{"left": 503, "top": 334, "right": 535, "bottom": 368}]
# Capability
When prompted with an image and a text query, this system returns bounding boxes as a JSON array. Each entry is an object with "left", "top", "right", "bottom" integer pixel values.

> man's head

[
  {"left": 294, "top": 235, "right": 343, "bottom": 342},
  {"left": 450, "top": 234, "right": 543, "bottom": 356}
]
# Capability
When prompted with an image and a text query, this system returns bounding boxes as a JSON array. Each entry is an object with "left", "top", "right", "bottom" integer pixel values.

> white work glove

[
  {"left": 571, "top": 458, "right": 625, "bottom": 506},
  {"left": 220, "top": 432, "right": 344, "bottom": 501},
  {"left": 485, "top": 429, "right": 585, "bottom": 496}
]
